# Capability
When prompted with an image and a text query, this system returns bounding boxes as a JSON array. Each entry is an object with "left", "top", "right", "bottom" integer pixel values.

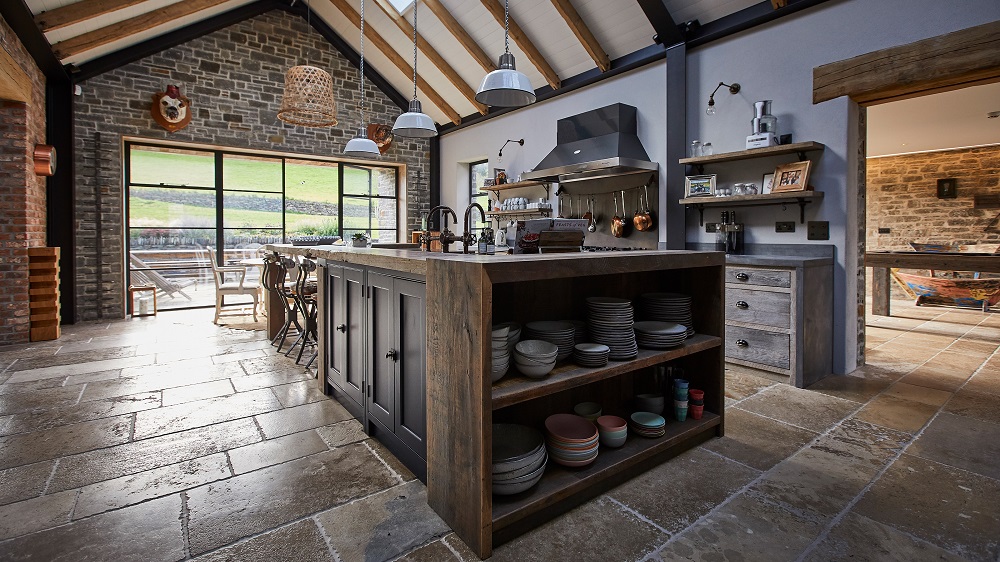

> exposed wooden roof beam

[
  {"left": 549, "top": 0, "right": 610, "bottom": 73},
  {"left": 0, "top": 45, "right": 32, "bottom": 102},
  {"left": 423, "top": 0, "right": 495, "bottom": 74},
  {"left": 328, "top": 0, "right": 461, "bottom": 125},
  {"left": 35, "top": 0, "right": 150, "bottom": 33},
  {"left": 480, "top": 0, "right": 559, "bottom": 90},
  {"left": 51, "top": 0, "right": 231, "bottom": 60},
  {"left": 372, "top": 0, "right": 487, "bottom": 115}
]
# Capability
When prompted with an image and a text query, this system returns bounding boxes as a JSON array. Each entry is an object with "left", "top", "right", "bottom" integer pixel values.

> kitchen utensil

[
  {"left": 611, "top": 192, "right": 625, "bottom": 238},
  {"left": 587, "top": 197, "right": 597, "bottom": 232},
  {"left": 558, "top": 194, "right": 565, "bottom": 218},
  {"left": 634, "top": 184, "right": 653, "bottom": 232},
  {"left": 643, "top": 183, "right": 656, "bottom": 231}
]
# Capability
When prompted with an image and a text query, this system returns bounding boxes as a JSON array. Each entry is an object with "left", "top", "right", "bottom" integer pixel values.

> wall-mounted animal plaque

[{"left": 151, "top": 85, "right": 192, "bottom": 133}]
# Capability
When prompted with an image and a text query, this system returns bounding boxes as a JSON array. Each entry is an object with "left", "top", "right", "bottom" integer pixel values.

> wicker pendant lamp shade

[{"left": 278, "top": 65, "right": 338, "bottom": 127}]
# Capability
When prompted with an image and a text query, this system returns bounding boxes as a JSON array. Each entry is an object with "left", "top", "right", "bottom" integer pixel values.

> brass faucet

[
  {"left": 421, "top": 206, "right": 459, "bottom": 253},
  {"left": 462, "top": 202, "right": 486, "bottom": 254}
]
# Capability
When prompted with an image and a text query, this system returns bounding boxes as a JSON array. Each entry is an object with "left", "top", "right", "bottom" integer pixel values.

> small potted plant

[{"left": 351, "top": 232, "right": 369, "bottom": 248}]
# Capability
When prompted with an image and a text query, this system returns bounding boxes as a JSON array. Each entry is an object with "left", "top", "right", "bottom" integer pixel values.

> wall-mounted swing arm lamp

[
  {"left": 498, "top": 138, "right": 524, "bottom": 162},
  {"left": 706, "top": 81, "right": 740, "bottom": 115}
]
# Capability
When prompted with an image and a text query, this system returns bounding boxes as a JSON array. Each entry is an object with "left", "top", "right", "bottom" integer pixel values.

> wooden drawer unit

[
  {"left": 726, "top": 266, "right": 791, "bottom": 288},
  {"left": 724, "top": 259, "right": 832, "bottom": 387},
  {"left": 726, "top": 326, "right": 790, "bottom": 370},
  {"left": 727, "top": 287, "right": 790, "bottom": 329}
]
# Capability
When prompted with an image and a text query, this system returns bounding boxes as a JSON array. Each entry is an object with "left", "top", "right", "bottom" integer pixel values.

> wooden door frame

[{"left": 813, "top": 20, "right": 1000, "bottom": 366}]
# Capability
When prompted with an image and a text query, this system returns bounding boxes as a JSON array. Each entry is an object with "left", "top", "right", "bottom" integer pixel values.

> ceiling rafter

[
  {"left": 480, "top": 0, "right": 560, "bottom": 90},
  {"left": 422, "top": 0, "right": 496, "bottom": 74},
  {"left": 51, "top": 0, "right": 232, "bottom": 60},
  {"left": 372, "top": 0, "right": 488, "bottom": 115},
  {"left": 35, "top": 0, "right": 150, "bottom": 33},
  {"left": 328, "top": 0, "right": 462, "bottom": 125},
  {"left": 549, "top": 0, "right": 610, "bottom": 73}
]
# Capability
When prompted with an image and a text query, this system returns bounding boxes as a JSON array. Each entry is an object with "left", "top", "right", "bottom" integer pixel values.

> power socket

[
  {"left": 775, "top": 221, "right": 795, "bottom": 233},
  {"left": 706, "top": 222, "right": 719, "bottom": 233},
  {"left": 807, "top": 221, "right": 830, "bottom": 240}
]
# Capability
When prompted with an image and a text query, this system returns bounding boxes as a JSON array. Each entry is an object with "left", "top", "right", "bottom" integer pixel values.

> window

[
  {"left": 469, "top": 159, "right": 489, "bottom": 231},
  {"left": 126, "top": 142, "right": 400, "bottom": 311},
  {"left": 386, "top": 0, "right": 413, "bottom": 13}
]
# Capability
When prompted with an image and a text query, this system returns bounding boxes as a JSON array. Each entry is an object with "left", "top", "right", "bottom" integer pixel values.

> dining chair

[{"left": 207, "top": 247, "right": 259, "bottom": 324}]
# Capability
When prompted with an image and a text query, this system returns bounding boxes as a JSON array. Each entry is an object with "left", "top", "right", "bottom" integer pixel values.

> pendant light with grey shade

[
  {"left": 392, "top": 1, "right": 437, "bottom": 138},
  {"left": 476, "top": 0, "right": 535, "bottom": 108},
  {"left": 344, "top": 0, "right": 381, "bottom": 157}
]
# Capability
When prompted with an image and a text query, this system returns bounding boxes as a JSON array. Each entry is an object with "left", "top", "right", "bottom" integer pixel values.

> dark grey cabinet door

[
  {"left": 366, "top": 272, "right": 395, "bottom": 431},
  {"left": 393, "top": 278, "right": 426, "bottom": 458},
  {"left": 341, "top": 266, "right": 366, "bottom": 407},
  {"left": 326, "top": 264, "right": 346, "bottom": 388}
]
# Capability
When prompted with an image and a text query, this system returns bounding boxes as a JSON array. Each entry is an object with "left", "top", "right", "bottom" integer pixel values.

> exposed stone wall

[
  {"left": 0, "top": 15, "right": 47, "bottom": 345},
  {"left": 74, "top": 10, "right": 430, "bottom": 321},
  {"left": 867, "top": 145, "right": 1000, "bottom": 251}
]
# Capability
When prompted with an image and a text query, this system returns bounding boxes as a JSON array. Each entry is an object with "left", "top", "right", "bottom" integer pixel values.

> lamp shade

[
  {"left": 476, "top": 53, "right": 535, "bottom": 108},
  {"left": 278, "top": 65, "right": 338, "bottom": 127},
  {"left": 344, "top": 128, "right": 380, "bottom": 157},
  {"left": 392, "top": 99, "right": 437, "bottom": 138}
]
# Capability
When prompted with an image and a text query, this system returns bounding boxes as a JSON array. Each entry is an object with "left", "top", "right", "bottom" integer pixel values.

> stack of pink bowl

[{"left": 544, "top": 413, "right": 599, "bottom": 467}]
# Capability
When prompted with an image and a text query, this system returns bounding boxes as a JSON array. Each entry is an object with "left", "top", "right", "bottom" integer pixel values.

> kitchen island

[{"left": 265, "top": 244, "right": 725, "bottom": 559}]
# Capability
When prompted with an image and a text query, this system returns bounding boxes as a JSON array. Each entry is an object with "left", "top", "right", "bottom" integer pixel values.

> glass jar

[
  {"left": 702, "top": 142, "right": 713, "bottom": 156},
  {"left": 689, "top": 140, "right": 702, "bottom": 158}
]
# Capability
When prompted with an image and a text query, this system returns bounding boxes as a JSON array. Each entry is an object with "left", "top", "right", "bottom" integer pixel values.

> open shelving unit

[
  {"left": 426, "top": 251, "right": 725, "bottom": 559},
  {"left": 680, "top": 191, "right": 824, "bottom": 225},
  {"left": 679, "top": 141, "right": 825, "bottom": 173}
]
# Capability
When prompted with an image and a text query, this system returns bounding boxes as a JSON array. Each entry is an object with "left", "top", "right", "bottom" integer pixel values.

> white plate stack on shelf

[
  {"left": 637, "top": 293, "right": 695, "bottom": 338},
  {"left": 513, "top": 340, "right": 558, "bottom": 378},
  {"left": 491, "top": 325, "right": 511, "bottom": 382},
  {"left": 585, "top": 297, "right": 638, "bottom": 360},
  {"left": 572, "top": 342, "right": 610, "bottom": 367},
  {"left": 633, "top": 321, "right": 688, "bottom": 350},
  {"left": 492, "top": 424, "right": 547, "bottom": 495},
  {"left": 524, "top": 321, "right": 576, "bottom": 362}
]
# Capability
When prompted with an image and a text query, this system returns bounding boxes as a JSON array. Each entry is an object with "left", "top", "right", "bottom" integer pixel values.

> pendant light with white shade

[
  {"left": 344, "top": 0, "right": 381, "bottom": 157},
  {"left": 475, "top": 0, "right": 535, "bottom": 108},
  {"left": 392, "top": 1, "right": 437, "bottom": 138}
]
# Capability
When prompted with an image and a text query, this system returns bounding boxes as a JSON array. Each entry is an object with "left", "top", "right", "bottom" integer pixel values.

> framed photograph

[
  {"left": 770, "top": 161, "right": 812, "bottom": 193},
  {"left": 684, "top": 174, "right": 717, "bottom": 198},
  {"left": 937, "top": 178, "right": 957, "bottom": 199},
  {"left": 761, "top": 173, "right": 775, "bottom": 195},
  {"left": 493, "top": 168, "right": 507, "bottom": 184}
]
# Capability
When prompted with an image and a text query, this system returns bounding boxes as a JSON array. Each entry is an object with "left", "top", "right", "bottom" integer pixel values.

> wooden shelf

[
  {"left": 480, "top": 180, "right": 550, "bottom": 194},
  {"left": 486, "top": 209, "right": 552, "bottom": 218},
  {"left": 679, "top": 141, "right": 825, "bottom": 167},
  {"left": 679, "top": 191, "right": 824, "bottom": 225},
  {"left": 492, "top": 334, "right": 721, "bottom": 409},
  {"left": 492, "top": 412, "right": 721, "bottom": 531}
]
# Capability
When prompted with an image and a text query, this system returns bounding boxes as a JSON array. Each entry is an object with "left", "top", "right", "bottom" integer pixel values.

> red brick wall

[
  {"left": 0, "top": 15, "right": 48, "bottom": 345},
  {"left": 867, "top": 145, "right": 1000, "bottom": 251}
]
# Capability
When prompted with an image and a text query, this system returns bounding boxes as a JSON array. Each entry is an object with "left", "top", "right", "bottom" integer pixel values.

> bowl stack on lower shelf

[{"left": 492, "top": 424, "right": 547, "bottom": 495}]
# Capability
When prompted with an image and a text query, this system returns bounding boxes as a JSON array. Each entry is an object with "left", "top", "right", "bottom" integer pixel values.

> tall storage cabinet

[{"left": 323, "top": 261, "right": 428, "bottom": 479}]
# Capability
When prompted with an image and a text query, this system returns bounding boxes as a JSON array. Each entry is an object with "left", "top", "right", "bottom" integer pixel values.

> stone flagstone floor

[{"left": 0, "top": 301, "right": 998, "bottom": 561}]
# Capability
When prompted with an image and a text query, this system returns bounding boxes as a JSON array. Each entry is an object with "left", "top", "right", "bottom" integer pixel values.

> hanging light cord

[
  {"left": 411, "top": 1, "right": 418, "bottom": 101},
  {"left": 504, "top": 0, "right": 510, "bottom": 54},
  {"left": 359, "top": 0, "right": 367, "bottom": 128}
]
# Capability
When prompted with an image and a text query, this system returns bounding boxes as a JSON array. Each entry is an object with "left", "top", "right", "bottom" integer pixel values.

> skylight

[{"left": 387, "top": 0, "right": 413, "bottom": 14}]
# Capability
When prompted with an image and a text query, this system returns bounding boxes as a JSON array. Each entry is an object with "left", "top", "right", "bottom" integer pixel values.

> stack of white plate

[
  {"left": 524, "top": 321, "right": 575, "bottom": 362},
  {"left": 629, "top": 411, "right": 666, "bottom": 438},
  {"left": 492, "top": 424, "right": 547, "bottom": 495},
  {"left": 638, "top": 293, "right": 695, "bottom": 338},
  {"left": 572, "top": 342, "right": 610, "bottom": 367},
  {"left": 585, "top": 297, "right": 638, "bottom": 360},
  {"left": 513, "top": 340, "right": 558, "bottom": 378},
  {"left": 494, "top": 321, "right": 522, "bottom": 353},
  {"left": 491, "top": 325, "right": 511, "bottom": 382},
  {"left": 633, "top": 321, "right": 687, "bottom": 350},
  {"left": 545, "top": 414, "right": 599, "bottom": 467}
]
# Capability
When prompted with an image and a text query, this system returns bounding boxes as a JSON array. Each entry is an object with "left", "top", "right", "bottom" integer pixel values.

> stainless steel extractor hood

[{"left": 521, "top": 103, "right": 658, "bottom": 184}]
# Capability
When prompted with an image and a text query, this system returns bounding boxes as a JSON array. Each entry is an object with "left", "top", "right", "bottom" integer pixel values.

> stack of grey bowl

[
  {"left": 513, "top": 340, "right": 558, "bottom": 378},
  {"left": 491, "top": 325, "right": 511, "bottom": 382},
  {"left": 492, "top": 424, "right": 547, "bottom": 495}
]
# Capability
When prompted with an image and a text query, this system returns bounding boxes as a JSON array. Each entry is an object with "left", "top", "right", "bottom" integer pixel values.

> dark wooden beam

[
  {"left": 550, "top": 0, "right": 610, "bottom": 73},
  {"left": 0, "top": 0, "right": 68, "bottom": 80},
  {"left": 685, "top": 0, "right": 835, "bottom": 49},
  {"left": 813, "top": 19, "right": 1000, "bottom": 105},
  {"left": 636, "top": 0, "right": 684, "bottom": 48},
  {"left": 35, "top": 0, "right": 149, "bottom": 33},
  {"left": 423, "top": 0, "right": 496, "bottom": 73}
]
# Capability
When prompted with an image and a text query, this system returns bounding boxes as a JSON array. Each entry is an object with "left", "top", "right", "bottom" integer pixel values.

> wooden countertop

[
  {"left": 265, "top": 244, "right": 724, "bottom": 279},
  {"left": 865, "top": 251, "right": 1000, "bottom": 273}
]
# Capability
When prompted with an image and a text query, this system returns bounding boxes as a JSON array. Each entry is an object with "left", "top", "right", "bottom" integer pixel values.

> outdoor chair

[
  {"left": 128, "top": 253, "right": 195, "bottom": 300},
  {"left": 207, "top": 247, "right": 259, "bottom": 324}
]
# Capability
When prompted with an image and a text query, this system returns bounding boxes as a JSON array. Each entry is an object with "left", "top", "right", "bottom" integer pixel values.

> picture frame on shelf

[
  {"left": 771, "top": 161, "right": 812, "bottom": 193},
  {"left": 761, "top": 172, "right": 774, "bottom": 194},
  {"left": 494, "top": 168, "right": 507, "bottom": 184},
  {"left": 684, "top": 174, "right": 716, "bottom": 198}
]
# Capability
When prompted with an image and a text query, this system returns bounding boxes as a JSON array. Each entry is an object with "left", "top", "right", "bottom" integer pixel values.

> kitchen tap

[
  {"left": 462, "top": 202, "right": 486, "bottom": 254},
  {"left": 421, "top": 206, "right": 459, "bottom": 253}
]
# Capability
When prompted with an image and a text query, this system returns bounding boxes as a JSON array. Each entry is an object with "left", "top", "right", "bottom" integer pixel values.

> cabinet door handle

[
  {"left": 336, "top": 324, "right": 347, "bottom": 332},
  {"left": 386, "top": 349, "right": 398, "bottom": 361},
  {"left": 736, "top": 339, "right": 749, "bottom": 348},
  {"left": 735, "top": 301, "right": 749, "bottom": 309},
  {"left": 735, "top": 272, "right": 750, "bottom": 281}
]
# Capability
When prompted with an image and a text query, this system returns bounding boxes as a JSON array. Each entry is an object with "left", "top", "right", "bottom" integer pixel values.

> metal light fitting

[
  {"left": 344, "top": 0, "right": 380, "bottom": 157},
  {"left": 475, "top": 0, "right": 535, "bottom": 108},
  {"left": 392, "top": 0, "right": 437, "bottom": 138},
  {"left": 706, "top": 81, "right": 740, "bottom": 115}
]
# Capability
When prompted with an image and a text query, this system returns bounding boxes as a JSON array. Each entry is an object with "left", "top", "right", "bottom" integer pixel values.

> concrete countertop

[{"left": 725, "top": 254, "right": 833, "bottom": 268}]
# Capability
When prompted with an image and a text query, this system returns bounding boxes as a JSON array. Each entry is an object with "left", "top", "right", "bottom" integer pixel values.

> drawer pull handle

[
  {"left": 736, "top": 339, "right": 749, "bottom": 348},
  {"left": 386, "top": 349, "right": 398, "bottom": 361},
  {"left": 336, "top": 324, "right": 347, "bottom": 332},
  {"left": 735, "top": 272, "right": 750, "bottom": 281},
  {"left": 735, "top": 301, "right": 749, "bottom": 309}
]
